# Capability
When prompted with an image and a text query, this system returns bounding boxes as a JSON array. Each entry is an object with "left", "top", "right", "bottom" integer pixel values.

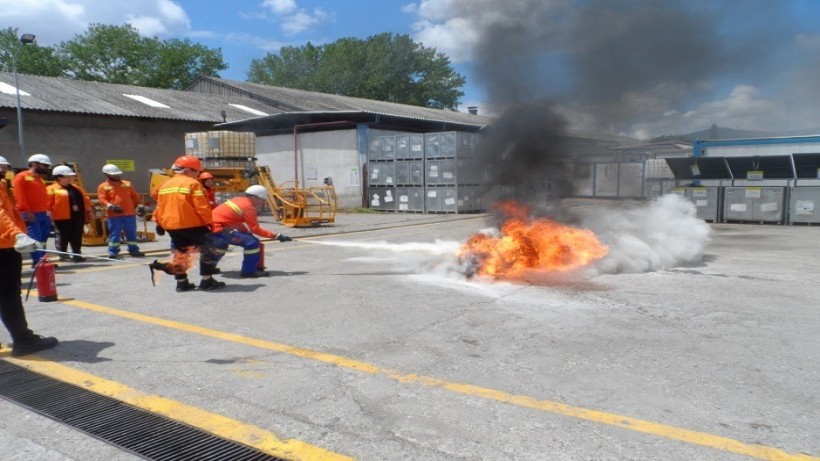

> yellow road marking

[
  {"left": 1, "top": 354, "right": 352, "bottom": 461},
  {"left": 49, "top": 295, "right": 817, "bottom": 461}
]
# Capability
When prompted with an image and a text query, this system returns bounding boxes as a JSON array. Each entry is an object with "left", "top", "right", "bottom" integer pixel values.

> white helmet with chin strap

[
  {"left": 0, "top": 156, "right": 10, "bottom": 166},
  {"left": 245, "top": 185, "right": 268, "bottom": 200},
  {"left": 28, "top": 153, "right": 53, "bottom": 166},
  {"left": 102, "top": 164, "right": 123, "bottom": 175}
]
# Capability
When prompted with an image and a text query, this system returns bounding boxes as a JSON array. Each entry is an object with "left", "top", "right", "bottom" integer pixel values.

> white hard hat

[
  {"left": 28, "top": 153, "right": 53, "bottom": 166},
  {"left": 52, "top": 165, "right": 76, "bottom": 177},
  {"left": 0, "top": 156, "right": 9, "bottom": 166},
  {"left": 245, "top": 185, "right": 268, "bottom": 200},
  {"left": 102, "top": 164, "right": 123, "bottom": 175}
]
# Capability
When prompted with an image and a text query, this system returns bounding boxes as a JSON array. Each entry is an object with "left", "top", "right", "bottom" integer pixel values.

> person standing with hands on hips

[
  {"left": 97, "top": 164, "right": 145, "bottom": 259},
  {"left": 47, "top": 165, "right": 93, "bottom": 262},
  {"left": 0, "top": 183, "right": 59, "bottom": 356},
  {"left": 12, "top": 153, "right": 53, "bottom": 266}
]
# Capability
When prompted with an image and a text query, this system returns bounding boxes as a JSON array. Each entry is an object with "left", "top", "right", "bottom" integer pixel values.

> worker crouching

[
  {"left": 211, "top": 185, "right": 292, "bottom": 278},
  {"left": 152, "top": 156, "right": 225, "bottom": 292}
]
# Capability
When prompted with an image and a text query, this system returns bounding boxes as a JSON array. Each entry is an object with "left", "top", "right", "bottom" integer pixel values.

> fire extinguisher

[
  {"left": 257, "top": 241, "right": 266, "bottom": 271},
  {"left": 26, "top": 257, "right": 58, "bottom": 302}
]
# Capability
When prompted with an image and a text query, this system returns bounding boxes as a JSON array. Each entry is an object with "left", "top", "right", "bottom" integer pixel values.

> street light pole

[{"left": 12, "top": 33, "right": 36, "bottom": 165}]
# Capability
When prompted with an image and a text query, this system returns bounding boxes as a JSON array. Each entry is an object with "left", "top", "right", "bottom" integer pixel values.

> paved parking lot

[{"left": 1, "top": 211, "right": 818, "bottom": 460}]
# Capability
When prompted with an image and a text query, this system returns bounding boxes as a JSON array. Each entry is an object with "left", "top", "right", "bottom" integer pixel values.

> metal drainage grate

[{"left": 0, "top": 360, "right": 288, "bottom": 461}]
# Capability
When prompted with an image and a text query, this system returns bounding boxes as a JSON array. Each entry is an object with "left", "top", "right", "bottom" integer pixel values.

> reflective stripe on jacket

[
  {"left": 212, "top": 196, "right": 275, "bottom": 238},
  {"left": 47, "top": 183, "right": 92, "bottom": 221},
  {"left": 12, "top": 171, "right": 48, "bottom": 213},
  {"left": 153, "top": 174, "right": 212, "bottom": 230},
  {"left": 97, "top": 179, "right": 140, "bottom": 217}
]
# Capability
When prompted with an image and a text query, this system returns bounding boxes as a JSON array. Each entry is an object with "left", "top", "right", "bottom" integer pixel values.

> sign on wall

[{"left": 106, "top": 159, "right": 135, "bottom": 172}]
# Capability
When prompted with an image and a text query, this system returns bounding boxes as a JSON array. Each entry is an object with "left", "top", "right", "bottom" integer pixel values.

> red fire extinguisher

[
  {"left": 257, "top": 241, "right": 266, "bottom": 271},
  {"left": 26, "top": 257, "right": 58, "bottom": 302}
]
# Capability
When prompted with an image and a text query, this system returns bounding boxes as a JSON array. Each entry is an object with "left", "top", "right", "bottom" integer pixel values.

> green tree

[
  {"left": 0, "top": 27, "right": 63, "bottom": 76},
  {"left": 247, "top": 33, "right": 466, "bottom": 110},
  {"left": 57, "top": 23, "right": 227, "bottom": 89}
]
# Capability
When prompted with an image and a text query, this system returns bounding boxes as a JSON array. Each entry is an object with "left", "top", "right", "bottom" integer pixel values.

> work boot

[
  {"left": 241, "top": 270, "right": 270, "bottom": 278},
  {"left": 59, "top": 254, "right": 72, "bottom": 261},
  {"left": 12, "top": 335, "right": 59, "bottom": 357},
  {"left": 176, "top": 279, "right": 197, "bottom": 292},
  {"left": 129, "top": 251, "right": 146, "bottom": 257},
  {"left": 72, "top": 255, "right": 86, "bottom": 263},
  {"left": 199, "top": 278, "right": 226, "bottom": 291},
  {"left": 107, "top": 253, "right": 120, "bottom": 260}
]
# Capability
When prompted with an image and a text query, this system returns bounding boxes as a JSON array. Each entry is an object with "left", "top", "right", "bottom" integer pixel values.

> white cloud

[
  {"left": 0, "top": 0, "right": 191, "bottom": 44},
  {"left": 401, "top": 3, "right": 418, "bottom": 14},
  {"left": 281, "top": 9, "right": 327, "bottom": 35},
  {"left": 261, "top": 0, "right": 296, "bottom": 15},
  {"left": 225, "top": 32, "right": 289, "bottom": 53}
]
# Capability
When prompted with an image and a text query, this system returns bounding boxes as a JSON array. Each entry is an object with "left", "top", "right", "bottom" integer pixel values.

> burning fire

[{"left": 459, "top": 201, "right": 608, "bottom": 279}]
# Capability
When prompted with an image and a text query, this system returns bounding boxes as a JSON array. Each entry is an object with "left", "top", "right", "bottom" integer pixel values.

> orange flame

[{"left": 459, "top": 201, "right": 608, "bottom": 279}]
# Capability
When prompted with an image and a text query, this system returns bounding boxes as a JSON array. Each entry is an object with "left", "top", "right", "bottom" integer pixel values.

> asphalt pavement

[{"left": 1, "top": 210, "right": 818, "bottom": 460}]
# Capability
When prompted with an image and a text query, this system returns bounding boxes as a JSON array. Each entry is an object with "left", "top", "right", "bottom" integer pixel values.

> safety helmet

[
  {"left": 0, "top": 156, "right": 9, "bottom": 166},
  {"left": 52, "top": 165, "right": 76, "bottom": 177},
  {"left": 102, "top": 164, "right": 123, "bottom": 175},
  {"left": 173, "top": 155, "right": 202, "bottom": 172},
  {"left": 28, "top": 153, "right": 53, "bottom": 166},
  {"left": 245, "top": 185, "right": 268, "bottom": 200},
  {"left": 199, "top": 171, "right": 214, "bottom": 180}
]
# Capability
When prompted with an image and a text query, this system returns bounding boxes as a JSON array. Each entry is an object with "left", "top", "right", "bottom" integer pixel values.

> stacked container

[
  {"left": 184, "top": 131, "right": 256, "bottom": 169},
  {"left": 366, "top": 131, "right": 484, "bottom": 213}
]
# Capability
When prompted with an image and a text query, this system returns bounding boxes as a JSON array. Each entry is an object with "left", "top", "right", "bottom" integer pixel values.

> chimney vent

[{"left": 467, "top": 106, "right": 478, "bottom": 115}]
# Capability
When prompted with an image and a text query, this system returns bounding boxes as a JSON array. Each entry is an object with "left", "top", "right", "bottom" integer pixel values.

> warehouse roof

[
  {"left": 0, "top": 72, "right": 277, "bottom": 123},
  {"left": 188, "top": 76, "right": 492, "bottom": 129}
]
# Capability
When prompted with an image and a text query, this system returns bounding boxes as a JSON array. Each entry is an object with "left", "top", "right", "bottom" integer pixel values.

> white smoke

[
  {"left": 574, "top": 194, "right": 712, "bottom": 274},
  {"left": 310, "top": 194, "right": 711, "bottom": 282}
]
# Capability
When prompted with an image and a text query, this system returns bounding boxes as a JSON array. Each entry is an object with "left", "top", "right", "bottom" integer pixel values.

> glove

[
  {"left": 155, "top": 225, "right": 165, "bottom": 236},
  {"left": 21, "top": 212, "right": 35, "bottom": 223},
  {"left": 14, "top": 234, "right": 41, "bottom": 254},
  {"left": 276, "top": 234, "right": 292, "bottom": 242},
  {"left": 109, "top": 204, "right": 124, "bottom": 213},
  {"left": 136, "top": 205, "right": 146, "bottom": 217}
]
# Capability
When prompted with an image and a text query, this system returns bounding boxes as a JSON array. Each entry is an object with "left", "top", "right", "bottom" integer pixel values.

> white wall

[
  {"left": 256, "top": 129, "right": 362, "bottom": 209},
  {"left": 706, "top": 142, "right": 820, "bottom": 157}
]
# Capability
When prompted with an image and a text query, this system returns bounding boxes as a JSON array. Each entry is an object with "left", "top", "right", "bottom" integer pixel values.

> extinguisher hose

[{"left": 25, "top": 260, "right": 41, "bottom": 302}]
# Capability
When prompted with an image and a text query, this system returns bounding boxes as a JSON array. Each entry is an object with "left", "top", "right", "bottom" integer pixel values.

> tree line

[{"left": 1, "top": 25, "right": 465, "bottom": 110}]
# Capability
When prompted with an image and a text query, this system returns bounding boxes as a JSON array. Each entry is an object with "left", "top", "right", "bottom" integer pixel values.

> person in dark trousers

[
  {"left": 47, "top": 165, "right": 93, "bottom": 262},
  {"left": 0, "top": 184, "right": 59, "bottom": 356}
]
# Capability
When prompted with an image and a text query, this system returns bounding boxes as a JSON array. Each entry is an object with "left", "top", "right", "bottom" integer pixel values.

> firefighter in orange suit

[
  {"left": 199, "top": 171, "right": 217, "bottom": 209},
  {"left": 0, "top": 186, "right": 59, "bottom": 356},
  {"left": 151, "top": 155, "right": 224, "bottom": 292},
  {"left": 211, "top": 185, "right": 291, "bottom": 278},
  {"left": 97, "top": 164, "right": 145, "bottom": 259},
  {"left": 13, "top": 153, "right": 53, "bottom": 265},
  {"left": 47, "top": 165, "right": 93, "bottom": 262}
]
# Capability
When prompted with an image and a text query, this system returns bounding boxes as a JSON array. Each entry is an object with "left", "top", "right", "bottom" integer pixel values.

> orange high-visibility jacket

[
  {"left": 47, "top": 183, "right": 92, "bottom": 221},
  {"left": 154, "top": 174, "right": 212, "bottom": 230},
  {"left": 12, "top": 171, "right": 49, "bottom": 214},
  {"left": 212, "top": 196, "right": 275, "bottom": 238},
  {"left": 0, "top": 187, "right": 26, "bottom": 249},
  {"left": 97, "top": 179, "right": 140, "bottom": 217}
]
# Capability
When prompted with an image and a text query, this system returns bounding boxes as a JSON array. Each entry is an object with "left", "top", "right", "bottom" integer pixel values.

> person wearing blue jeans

[
  {"left": 12, "top": 154, "right": 54, "bottom": 266},
  {"left": 97, "top": 164, "right": 145, "bottom": 258}
]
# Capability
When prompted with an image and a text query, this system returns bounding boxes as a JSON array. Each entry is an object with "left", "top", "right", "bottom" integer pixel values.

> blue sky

[{"left": 2, "top": 0, "right": 820, "bottom": 139}]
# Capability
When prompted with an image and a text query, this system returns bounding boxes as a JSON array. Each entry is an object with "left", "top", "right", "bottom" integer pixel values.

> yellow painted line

[
  {"left": 51, "top": 295, "right": 817, "bottom": 461},
  {"left": 1, "top": 353, "right": 352, "bottom": 461}
]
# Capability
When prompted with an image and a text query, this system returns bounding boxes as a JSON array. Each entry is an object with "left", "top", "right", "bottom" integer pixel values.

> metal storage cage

[
  {"left": 394, "top": 160, "right": 424, "bottom": 186},
  {"left": 368, "top": 161, "right": 396, "bottom": 186},
  {"left": 789, "top": 187, "right": 820, "bottom": 224},
  {"left": 723, "top": 186, "right": 786, "bottom": 223},
  {"left": 396, "top": 187, "right": 425, "bottom": 212},
  {"left": 368, "top": 186, "right": 397, "bottom": 211},
  {"left": 671, "top": 186, "right": 722, "bottom": 222}
]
